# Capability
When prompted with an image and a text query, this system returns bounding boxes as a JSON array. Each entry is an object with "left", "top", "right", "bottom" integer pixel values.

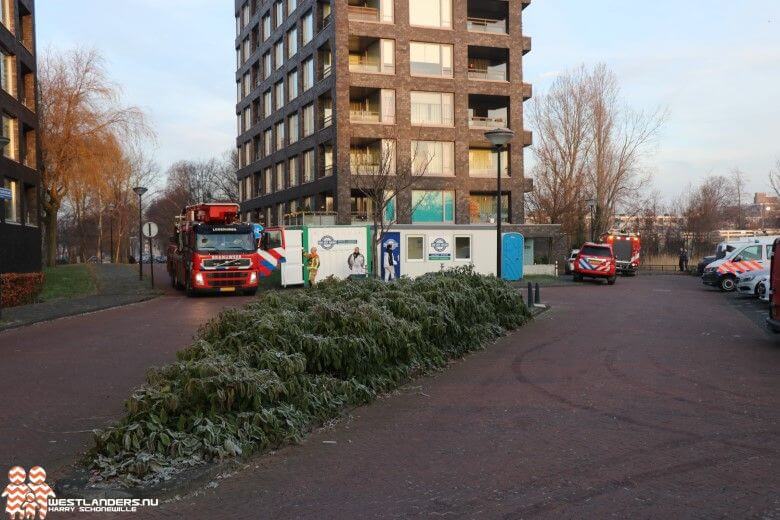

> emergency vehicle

[
  {"left": 601, "top": 232, "right": 640, "bottom": 275},
  {"left": 166, "top": 203, "right": 284, "bottom": 296},
  {"left": 767, "top": 238, "right": 780, "bottom": 332},
  {"left": 573, "top": 242, "right": 617, "bottom": 285},
  {"left": 701, "top": 237, "right": 777, "bottom": 292}
]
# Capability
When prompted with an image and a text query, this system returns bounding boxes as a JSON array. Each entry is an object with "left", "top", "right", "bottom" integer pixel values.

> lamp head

[
  {"left": 133, "top": 186, "right": 148, "bottom": 196},
  {"left": 484, "top": 128, "right": 515, "bottom": 148}
]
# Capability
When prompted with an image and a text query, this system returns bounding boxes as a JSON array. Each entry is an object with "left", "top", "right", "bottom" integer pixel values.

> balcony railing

[
  {"left": 348, "top": 5, "right": 380, "bottom": 22},
  {"left": 350, "top": 109, "right": 381, "bottom": 123},
  {"left": 321, "top": 64, "right": 332, "bottom": 79},
  {"left": 349, "top": 57, "right": 381, "bottom": 73},
  {"left": 466, "top": 17, "right": 507, "bottom": 34},
  {"left": 469, "top": 115, "right": 507, "bottom": 128},
  {"left": 467, "top": 67, "right": 507, "bottom": 81},
  {"left": 321, "top": 112, "right": 333, "bottom": 127}
]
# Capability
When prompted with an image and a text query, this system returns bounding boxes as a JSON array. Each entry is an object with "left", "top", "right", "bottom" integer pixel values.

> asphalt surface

[
  {"left": 133, "top": 274, "right": 775, "bottom": 519},
  {"left": 0, "top": 265, "right": 252, "bottom": 475},
  {"left": 2, "top": 274, "right": 778, "bottom": 519}
]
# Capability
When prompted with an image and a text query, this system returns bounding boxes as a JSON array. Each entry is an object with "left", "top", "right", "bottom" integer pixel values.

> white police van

[{"left": 702, "top": 237, "right": 779, "bottom": 291}]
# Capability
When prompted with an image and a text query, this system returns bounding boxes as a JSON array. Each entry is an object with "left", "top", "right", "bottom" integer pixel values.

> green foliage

[
  {"left": 40, "top": 264, "right": 96, "bottom": 301},
  {"left": 89, "top": 267, "right": 531, "bottom": 486}
]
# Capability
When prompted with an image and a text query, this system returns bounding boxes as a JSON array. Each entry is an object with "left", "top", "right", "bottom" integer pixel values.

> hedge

[
  {"left": 89, "top": 267, "right": 531, "bottom": 486},
  {"left": 1, "top": 272, "right": 45, "bottom": 308}
]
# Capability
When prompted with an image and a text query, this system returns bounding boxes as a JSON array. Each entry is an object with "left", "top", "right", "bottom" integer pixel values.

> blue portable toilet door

[{"left": 502, "top": 233, "right": 524, "bottom": 281}]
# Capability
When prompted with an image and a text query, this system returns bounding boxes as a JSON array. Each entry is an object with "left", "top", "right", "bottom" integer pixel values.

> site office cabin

[{"left": 167, "top": 203, "right": 269, "bottom": 296}]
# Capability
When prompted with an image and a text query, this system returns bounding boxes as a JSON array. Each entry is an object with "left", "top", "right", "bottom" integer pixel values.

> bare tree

[
  {"left": 770, "top": 159, "right": 780, "bottom": 198},
  {"left": 351, "top": 140, "right": 432, "bottom": 277},
  {"left": 528, "top": 64, "right": 665, "bottom": 241},
  {"left": 683, "top": 175, "right": 736, "bottom": 256},
  {"left": 39, "top": 47, "right": 153, "bottom": 266},
  {"left": 731, "top": 168, "right": 747, "bottom": 229}
]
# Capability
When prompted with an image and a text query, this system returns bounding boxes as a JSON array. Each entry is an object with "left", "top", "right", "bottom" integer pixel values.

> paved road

[
  {"left": 135, "top": 275, "right": 777, "bottom": 519},
  {"left": 0, "top": 264, "right": 251, "bottom": 475}
]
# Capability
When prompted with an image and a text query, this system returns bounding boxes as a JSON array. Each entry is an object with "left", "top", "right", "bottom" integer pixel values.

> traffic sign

[
  {"left": 0, "top": 187, "right": 11, "bottom": 200},
  {"left": 142, "top": 222, "right": 159, "bottom": 238}
]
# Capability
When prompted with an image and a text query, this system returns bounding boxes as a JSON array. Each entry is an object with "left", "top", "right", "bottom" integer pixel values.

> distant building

[
  {"left": 234, "top": 0, "right": 534, "bottom": 227},
  {"left": 0, "top": 0, "right": 41, "bottom": 273}
]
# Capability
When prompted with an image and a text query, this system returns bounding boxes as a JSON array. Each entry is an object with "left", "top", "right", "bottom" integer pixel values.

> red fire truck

[
  {"left": 601, "top": 232, "right": 641, "bottom": 276},
  {"left": 167, "top": 203, "right": 263, "bottom": 296}
]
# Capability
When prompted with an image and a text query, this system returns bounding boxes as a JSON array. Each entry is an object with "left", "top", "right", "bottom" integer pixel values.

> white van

[{"left": 702, "top": 237, "right": 779, "bottom": 291}]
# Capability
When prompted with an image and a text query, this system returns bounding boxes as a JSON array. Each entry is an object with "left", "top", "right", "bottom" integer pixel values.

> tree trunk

[{"left": 44, "top": 210, "right": 58, "bottom": 267}]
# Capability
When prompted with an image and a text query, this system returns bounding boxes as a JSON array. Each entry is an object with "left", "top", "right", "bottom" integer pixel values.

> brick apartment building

[
  {"left": 234, "top": 0, "right": 533, "bottom": 227},
  {"left": 0, "top": 0, "right": 40, "bottom": 273}
]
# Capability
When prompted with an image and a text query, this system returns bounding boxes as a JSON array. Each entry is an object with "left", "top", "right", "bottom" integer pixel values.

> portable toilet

[{"left": 502, "top": 232, "right": 524, "bottom": 281}]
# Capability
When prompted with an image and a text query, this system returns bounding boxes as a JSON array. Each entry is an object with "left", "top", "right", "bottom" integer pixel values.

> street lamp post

[
  {"left": 133, "top": 186, "right": 148, "bottom": 280},
  {"left": 484, "top": 128, "right": 515, "bottom": 280},
  {"left": 0, "top": 135, "right": 10, "bottom": 320},
  {"left": 586, "top": 198, "right": 597, "bottom": 242}
]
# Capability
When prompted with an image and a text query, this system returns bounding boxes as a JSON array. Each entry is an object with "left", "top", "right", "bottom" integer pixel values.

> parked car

[
  {"left": 564, "top": 249, "right": 580, "bottom": 275},
  {"left": 702, "top": 238, "right": 777, "bottom": 291},
  {"left": 696, "top": 239, "right": 756, "bottom": 275},
  {"left": 736, "top": 268, "right": 769, "bottom": 297},
  {"left": 573, "top": 243, "right": 616, "bottom": 285}
]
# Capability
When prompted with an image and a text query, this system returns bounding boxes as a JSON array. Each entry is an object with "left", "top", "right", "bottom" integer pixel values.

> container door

[
  {"left": 380, "top": 232, "right": 401, "bottom": 279},
  {"left": 282, "top": 230, "right": 304, "bottom": 287},
  {"left": 502, "top": 233, "right": 524, "bottom": 281}
]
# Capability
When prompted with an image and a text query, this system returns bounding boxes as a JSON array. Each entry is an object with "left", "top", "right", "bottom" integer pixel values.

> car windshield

[
  {"left": 580, "top": 245, "right": 611, "bottom": 257},
  {"left": 196, "top": 233, "right": 255, "bottom": 252}
]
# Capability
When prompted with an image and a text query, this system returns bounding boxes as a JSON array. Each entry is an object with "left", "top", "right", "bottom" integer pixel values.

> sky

[{"left": 38, "top": 0, "right": 780, "bottom": 201}]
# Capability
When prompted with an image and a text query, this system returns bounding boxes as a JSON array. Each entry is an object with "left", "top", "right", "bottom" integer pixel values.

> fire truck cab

[
  {"left": 601, "top": 232, "right": 640, "bottom": 275},
  {"left": 167, "top": 203, "right": 262, "bottom": 296},
  {"left": 573, "top": 242, "right": 617, "bottom": 285}
]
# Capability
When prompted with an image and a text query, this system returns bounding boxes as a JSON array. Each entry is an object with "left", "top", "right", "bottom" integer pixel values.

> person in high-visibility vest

[{"left": 303, "top": 247, "right": 320, "bottom": 285}]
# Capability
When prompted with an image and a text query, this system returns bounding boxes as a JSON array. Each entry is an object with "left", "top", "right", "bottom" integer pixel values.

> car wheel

[
  {"left": 757, "top": 282, "right": 766, "bottom": 297},
  {"left": 607, "top": 276, "right": 616, "bottom": 285},
  {"left": 573, "top": 273, "right": 582, "bottom": 282},
  {"left": 720, "top": 276, "right": 736, "bottom": 292}
]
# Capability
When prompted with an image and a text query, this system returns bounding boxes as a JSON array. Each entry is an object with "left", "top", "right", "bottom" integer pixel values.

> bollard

[
  {"left": 527, "top": 282, "right": 533, "bottom": 304},
  {"left": 534, "top": 283, "right": 541, "bottom": 305}
]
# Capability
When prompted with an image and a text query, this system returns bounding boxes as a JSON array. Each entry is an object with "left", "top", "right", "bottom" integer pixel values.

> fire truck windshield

[{"left": 195, "top": 232, "right": 255, "bottom": 253}]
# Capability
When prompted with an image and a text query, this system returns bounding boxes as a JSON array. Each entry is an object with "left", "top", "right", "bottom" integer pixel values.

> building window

[
  {"left": 2, "top": 114, "right": 17, "bottom": 160},
  {"left": 287, "top": 69, "right": 298, "bottom": 101},
  {"left": 407, "top": 236, "right": 424, "bottom": 261},
  {"left": 302, "top": 57, "right": 314, "bottom": 91},
  {"left": 410, "top": 42, "right": 453, "bottom": 78},
  {"left": 274, "top": 80, "right": 284, "bottom": 110},
  {"left": 264, "top": 128, "right": 273, "bottom": 154},
  {"left": 302, "top": 149, "right": 314, "bottom": 182},
  {"left": 302, "top": 10, "right": 313, "bottom": 45},
  {"left": 287, "top": 0, "right": 297, "bottom": 16},
  {"left": 275, "top": 1, "right": 284, "bottom": 27},
  {"left": 262, "top": 14, "right": 271, "bottom": 41},
  {"left": 287, "top": 27, "right": 298, "bottom": 58},
  {"left": 410, "top": 91, "right": 454, "bottom": 127},
  {"left": 263, "top": 52, "right": 271, "bottom": 78},
  {"left": 410, "top": 0, "right": 452, "bottom": 29},
  {"left": 0, "top": 50, "right": 15, "bottom": 96},
  {"left": 264, "top": 167, "right": 273, "bottom": 193},
  {"left": 276, "top": 162, "right": 285, "bottom": 191},
  {"left": 1, "top": 0, "right": 14, "bottom": 32},
  {"left": 302, "top": 103, "right": 314, "bottom": 136},
  {"left": 263, "top": 90, "right": 272, "bottom": 117},
  {"left": 411, "top": 141, "right": 454, "bottom": 176},
  {"left": 468, "top": 193, "right": 509, "bottom": 224},
  {"left": 412, "top": 190, "right": 454, "bottom": 223},
  {"left": 275, "top": 120, "right": 285, "bottom": 149},
  {"left": 454, "top": 236, "right": 471, "bottom": 261},
  {"left": 24, "top": 184, "right": 36, "bottom": 226},
  {"left": 2, "top": 178, "right": 19, "bottom": 222},
  {"left": 469, "top": 147, "right": 509, "bottom": 177},
  {"left": 288, "top": 156, "right": 299, "bottom": 187},
  {"left": 288, "top": 113, "right": 299, "bottom": 143},
  {"left": 274, "top": 40, "right": 283, "bottom": 69}
]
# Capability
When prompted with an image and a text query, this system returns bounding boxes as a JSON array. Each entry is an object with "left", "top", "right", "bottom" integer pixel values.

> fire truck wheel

[
  {"left": 720, "top": 276, "right": 736, "bottom": 292},
  {"left": 607, "top": 276, "right": 616, "bottom": 285},
  {"left": 244, "top": 288, "right": 258, "bottom": 297}
]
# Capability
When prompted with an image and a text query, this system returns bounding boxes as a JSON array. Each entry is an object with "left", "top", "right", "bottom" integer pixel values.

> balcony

[
  {"left": 349, "top": 36, "right": 395, "bottom": 74},
  {"left": 319, "top": 92, "right": 333, "bottom": 127},
  {"left": 467, "top": 0, "right": 508, "bottom": 34},
  {"left": 350, "top": 87, "right": 394, "bottom": 124},
  {"left": 318, "top": 42, "right": 333, "bottom": 80},
  {"left": 469, "top": 146, "right": 508, "bottom": 178},
  {"left": 469, "top": 94, "right": 509, "bottom": 129},
  {"left": 348, "top": 0, "right": 393, "bottom": 23},
  {"left": 522, "top": 83, "right": 533, "bottom": 100},
  {"left": 350, "top": 138, "right": 395, "bottom": 175},
  {"left": 522, "top": 36, "right": 532, "bottom": 55},
  {"left": 468, "top": 46, "right": 508, "bottom": 82}
]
